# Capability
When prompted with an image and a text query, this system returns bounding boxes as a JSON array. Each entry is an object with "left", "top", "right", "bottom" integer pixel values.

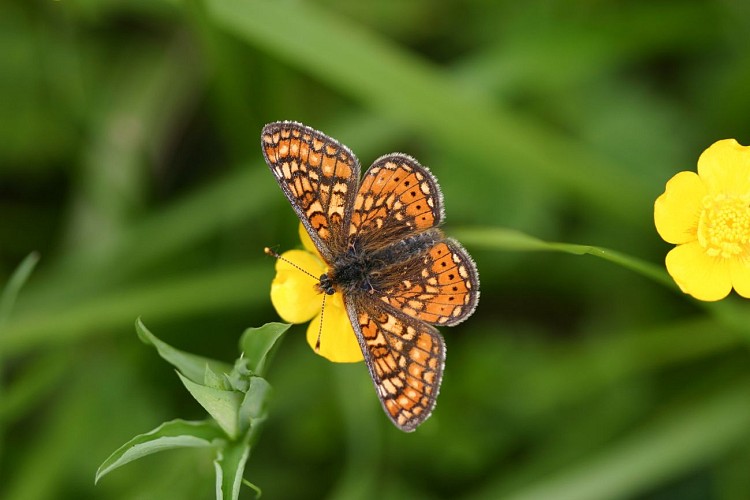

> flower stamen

[{"left": 697, "top": 194, "right": 750, "bottom": 259}]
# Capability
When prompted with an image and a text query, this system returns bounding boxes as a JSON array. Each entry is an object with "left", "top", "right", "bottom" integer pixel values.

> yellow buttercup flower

[
  {"left": 268, "top": 223, "right": 363, "bottom": 362},
  {"left": 655, "top": 139, "right": 750, "bottom": 301}
]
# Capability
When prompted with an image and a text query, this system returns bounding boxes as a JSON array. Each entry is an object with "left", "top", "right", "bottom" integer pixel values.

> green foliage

[
  {"left": 0, "top": 252, "right": 39, "bottom": 326},
  {"left": 95, "top": 419, "right": 226, "bottom": 485},
  {"left": 96, "top": 320, "right": 288, "bottom": 498},
  {"left": 3, "top": 0, "right": 750, "bottom": 498}
]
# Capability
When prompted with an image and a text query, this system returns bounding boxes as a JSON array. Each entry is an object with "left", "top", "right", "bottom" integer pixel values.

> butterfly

[{"left": 261, "top": 121, "right": 479, "bottom": 431}]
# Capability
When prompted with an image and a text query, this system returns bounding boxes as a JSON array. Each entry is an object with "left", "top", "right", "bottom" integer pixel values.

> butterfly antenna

[
  {"left": 315, "top": 294, "right": 326, "bottom": 353},
  {"left": 263, "top": 247, "right": 319, "bottom": 281},
  {"left": 264, "top": 246, "right": 327, "bottom": 352}
]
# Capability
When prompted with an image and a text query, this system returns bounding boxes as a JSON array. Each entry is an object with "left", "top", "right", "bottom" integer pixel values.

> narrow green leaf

[
  {"left": 454, "top": 226, "right": 675, "bottom": 289},
  {"left": 95, "top": 419, "right": 223, "bottom": 484},
  {"left": 0, "top": 252, "right": 39, "bottom": 461},
  {"left": 177, "top": 372, "right": 242, "bottom": 439},
  {"left": 136, "top": 317, "right": 233, "bottom": 383},
  {"left": 242, "top": 478, "right": 262, "bottom": 499},
  {"left": 455, "top": 226, "right": 750, "bottom": 343},
  {"left": 214, "top": 433, "right": 252, "bottom": 500},
  {"left": 237, "top": 377, "right": 271, "bottom": 435},
  {"left": 0, "top": 252, "right": 40, "bottom": 327},
  {"left": 452, "top": 226, "right": 750, "bottom": 344},
  {"left": 239, "top": 323, "right": 290, "bottom": 376}
]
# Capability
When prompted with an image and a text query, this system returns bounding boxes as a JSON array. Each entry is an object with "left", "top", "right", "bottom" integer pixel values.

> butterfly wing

[
  {"left": 345, "top": 294, "right": 445, "bottom": 432},
  {"left": 349, "top": 153, "right": 479, "bottom": 326},
  {"left": 349, "top": 154, "right": 443, "bottom": 251},
  {"left": 262, "top": 121, "right": 360, "bottom": 261},
  {"left": 376, "top": 238, "right": 479, "bottom": 326}
]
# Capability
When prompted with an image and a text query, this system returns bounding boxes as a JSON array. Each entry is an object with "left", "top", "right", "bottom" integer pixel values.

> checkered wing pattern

[
  {"left": 346, "top": 296, "right": 445, "bottom": 432},
  {"left": 350, "top": 154, "right": 443, "bottom": 251},
  {"left": 377, "top": 239, "right": 479, "bottom": 326},
  {"left": 262, "top": 121, "right": 359, "bottom": 261}
]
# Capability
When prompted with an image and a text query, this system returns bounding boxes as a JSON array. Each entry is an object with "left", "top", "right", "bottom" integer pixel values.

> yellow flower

[
  {"left": 655, "top": 139, "right": 750, "bottom": 301},
  {"left": 268, "top": 224, "right": 364, "bottom": 362}
]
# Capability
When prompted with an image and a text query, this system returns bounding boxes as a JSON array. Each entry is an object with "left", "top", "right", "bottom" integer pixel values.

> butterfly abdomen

[{"left": 370, "top": 229, "right": 443, "bottom": 265}]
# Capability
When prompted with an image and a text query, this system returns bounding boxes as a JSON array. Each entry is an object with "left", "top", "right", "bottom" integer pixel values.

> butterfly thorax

[{"left": 318, "top": 229, "right": 443, "bottom": 296}]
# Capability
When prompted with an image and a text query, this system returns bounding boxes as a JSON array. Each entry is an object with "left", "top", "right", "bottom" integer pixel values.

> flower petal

[
  {"left": 654, "top": 171, "right": 706, "bottom": 244},
  {"left": 665, "top": 242, "right": 732, "bottom": 301},
  {"left": 306, "top": 293, "right": 364, "bottom": 363},
  {"left": 697, "top": 139, "right": 750, "bottom": 195},
  {"left": 730, "top": 258, "right": 750, "bottom": 299},
  {"left": 270, "top": 250, "right": 325, "bottom": 324},
  {"left": 298, "top": 223, "right": 322, "bottom": 259}
]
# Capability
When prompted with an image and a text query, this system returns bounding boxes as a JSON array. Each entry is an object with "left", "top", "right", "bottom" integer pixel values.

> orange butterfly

[{"left": 262, "top": 121, "right": 479, "bottom": 431}]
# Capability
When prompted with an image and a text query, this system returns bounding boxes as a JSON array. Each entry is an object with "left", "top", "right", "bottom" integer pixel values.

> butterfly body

[
  {"left": 262, "top": 121, "right": 479, "bottom": 431},
  {"left": 326, "top": 228, "right": 443, "bottom": 296}
]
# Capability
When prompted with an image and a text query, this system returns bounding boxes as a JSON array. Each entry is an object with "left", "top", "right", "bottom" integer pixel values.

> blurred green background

[{"left": 2, "top": 0, "right": 750, "bottom": 498}]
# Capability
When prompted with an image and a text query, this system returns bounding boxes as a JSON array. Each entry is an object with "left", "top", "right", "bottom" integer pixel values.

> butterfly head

[{"left": 317, "top": 273, "right": 336, "bottom": 296}]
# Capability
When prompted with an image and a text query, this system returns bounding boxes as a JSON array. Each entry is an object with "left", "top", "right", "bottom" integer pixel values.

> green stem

[
  {"left": 454, "top": 227, "right": 674, "bottom": 289},
  {"left": 454, "top": 226, "right": 750, "bottom": 344}
]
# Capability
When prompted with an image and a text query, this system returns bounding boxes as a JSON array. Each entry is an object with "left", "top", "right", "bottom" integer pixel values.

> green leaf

[
  {"left": 205, "top": 363, "right": 231, "bottom": 390},
  {"left": 225, "top": 357, "right": 252, "bottom": 393},
  {"left": 95, "top": 419, "right": 223, "bottom": 484},
  {"left": 0, "top": 252, "right": 40, "bottom": 327},
  {"left": 453, "top": 226, "right": 675, "bottom": 289},
  {"left": 177, "top": 371, "right": 242, "bottom": 439},
  {"left": 239, "top": 322, "right": 290, "bottom": 376},
  {"left": 454, "top": 227, "right": 750, "bottom": 343},
  {"left": 238, "top": 377, "right": 271, "bottom": 432},
  {"left": 136, "top": 317, "right": 233, "bottom": 383},
  {"left": 214, "top": 432, "right": 252, "bottom": 500},
  {"left": 242, "top": 479, "right": 262, "bottom": 499}
]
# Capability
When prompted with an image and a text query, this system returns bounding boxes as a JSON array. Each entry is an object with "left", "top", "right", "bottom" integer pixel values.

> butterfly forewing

[
  {"left": 262, "top": 121, "right": 360, "bottom": 261},
  {"left": 350, "top": 154, "right": 443, "bottom": 251}
]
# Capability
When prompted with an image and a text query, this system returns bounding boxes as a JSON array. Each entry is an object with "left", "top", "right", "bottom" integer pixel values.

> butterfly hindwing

[
  {"left": 345, "top": 294, "right": 445, "bottom": 432},
  {"left": 376, "top": 238, "right": 480, "bottom": 326}
]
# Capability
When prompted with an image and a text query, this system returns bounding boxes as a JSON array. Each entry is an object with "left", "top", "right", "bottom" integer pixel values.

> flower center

[{"left": 698, "top": 193, "right": 750, "bottom": 259}]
